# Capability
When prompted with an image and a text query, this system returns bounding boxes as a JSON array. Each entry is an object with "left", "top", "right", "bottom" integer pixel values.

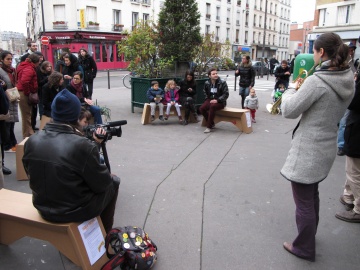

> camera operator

[{"left": 23, "top": 89, "right": 119, "bottom": 233}]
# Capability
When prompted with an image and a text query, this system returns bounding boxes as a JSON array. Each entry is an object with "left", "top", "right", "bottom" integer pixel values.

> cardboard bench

[
  {"left": 141, "top": 102, "right": 197, "bottom": 125},
  {"left": 201, "top": 107, "right": 253, "bottom": 134},
  {"left": 16, "top": 137, "right": 29, "bottom": 181},
  {"left": 0, "top": 189, "right": 109, "bottom": 270}
]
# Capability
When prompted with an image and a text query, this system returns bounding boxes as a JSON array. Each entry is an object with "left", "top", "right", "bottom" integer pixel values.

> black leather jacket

[
  {"left": 23, "top": 123, "right": 117, "bottom": 223},
  {"left": 203, "top": 78, "right": 229, "bottom": 107}
]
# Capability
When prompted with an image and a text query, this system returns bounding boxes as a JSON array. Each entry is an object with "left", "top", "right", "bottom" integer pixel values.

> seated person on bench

[
  {"left": 66, "top": 71, "right": 102, "bottom": 124},
  {"left": 199, "top": 68, "right": 229, "bottom": 133},
  {"left": 23, "top": 89, "right": 119, "bottom": 233}
]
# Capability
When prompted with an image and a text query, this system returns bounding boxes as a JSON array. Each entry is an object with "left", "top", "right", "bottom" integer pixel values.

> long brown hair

[{"left": 314, "top": 32, "right": 349, "bottom": 70}]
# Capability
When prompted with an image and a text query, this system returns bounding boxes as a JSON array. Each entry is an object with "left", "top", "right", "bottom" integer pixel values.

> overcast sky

[{"left": 0, "top": 0, "right": 316, "bottom": 36}]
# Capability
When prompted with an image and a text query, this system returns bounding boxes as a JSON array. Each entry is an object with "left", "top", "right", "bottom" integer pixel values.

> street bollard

[
  {"left": 107, "top": 69, "right": 110, "bottom": 89},
  {"left": 234, "top": 75, "right": 237, "bottom": 92}
]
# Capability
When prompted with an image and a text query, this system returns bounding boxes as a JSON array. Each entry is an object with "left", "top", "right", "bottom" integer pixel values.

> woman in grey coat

[{"left": 281, "top": 33, "right": 355, "bottom": 262}]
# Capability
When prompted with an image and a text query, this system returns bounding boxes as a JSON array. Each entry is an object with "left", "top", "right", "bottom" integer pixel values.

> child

[
  {"left": 271, "top": 83, "right": 286, "bottom": 103},
  {"left": 78, "top": 107, "right": 92, "bottom": 129},
  {"left": 164, "top": 80, "right": 183, "bottom": 122},
  {"left": 244, "top": 88, "right": 259, "bottom": 123},
  {"left": 146, "top": 81, "right": 165, "bottom": 121}
]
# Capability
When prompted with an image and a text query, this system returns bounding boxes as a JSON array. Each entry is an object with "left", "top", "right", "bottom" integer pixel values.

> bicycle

[{"left": 122, "top": 72, "right": 133, "bottom": 89}]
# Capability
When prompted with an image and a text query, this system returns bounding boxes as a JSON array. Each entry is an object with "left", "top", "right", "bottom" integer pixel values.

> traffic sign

[{"left": 41, "top": 36, "right": 50, "bottom": 45}]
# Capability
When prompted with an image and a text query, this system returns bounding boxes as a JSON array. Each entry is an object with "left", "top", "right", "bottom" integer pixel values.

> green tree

[
  {"left": 158, "top": 0, "right": 202, "bottom": 62},
  {"left": 117, "top": 20, "right": 173, "bottom": 78}
]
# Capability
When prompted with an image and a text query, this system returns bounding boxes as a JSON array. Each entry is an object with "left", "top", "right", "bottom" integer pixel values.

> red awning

[{"left": 43, "top": 31, "right": 125, "bottom": 41}]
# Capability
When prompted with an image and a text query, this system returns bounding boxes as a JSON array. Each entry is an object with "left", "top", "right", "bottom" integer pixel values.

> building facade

[
  {"left": 1, "top": 32, "right": 27, "bottom": 55},
  {"left": 27, "top": 0, "right": 293, "bottom": 70},
  {"left": 309, "top": 0, "right": 360, "bottom": 59}
]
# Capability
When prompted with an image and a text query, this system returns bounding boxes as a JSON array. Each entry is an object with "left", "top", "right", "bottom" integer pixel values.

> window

[
  {"left": 53, "top": 4, "right": 65, "bottom": 21},
  {"left": 338, "top": 5, "right": 353, "bottom": 25},
  {"left": 226, "top": 28, "right": 230, "bottom": 40},
  {"left": 319, "top": 8, "right": 326, "bottom": 26},
  {"left": 143, "top": 13, "right": 149, "bottom": 21},
  {"left": 227, "top": 9, "right": 230, "bottom": 22},
  {"left": 86, "top": 6, "right": 97, "bottom": 23},
  {"left": 132, "top": 12, "right": 139, "bottom": 29},
  {"left": 216, "top": 26, "right": 220, "bottom": 41},
  {"left": 235, "top": 29, "right": 239, "bottom": 43},
  {"left": 205, "top": 25, "right": 210, "bottom": 34},
  {"left": 216, "top": 7, "right": 220, "bottom": 20},
  {"left": 206, "top": 3, "right": 211, "bottom": 16},
  {"left": 245, "top": 30, "right": 248, "bottom": 43},
  {"left": 113, "top": 9, "right": 121, "bottom": 24}
]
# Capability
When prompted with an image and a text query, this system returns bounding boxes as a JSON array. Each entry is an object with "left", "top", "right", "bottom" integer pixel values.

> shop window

[
  {"left": 95, "top": 44, "right": 101, "bottom": 62},
  {"left": 102, "top": 44, "right": 108, "bottom": 62}
]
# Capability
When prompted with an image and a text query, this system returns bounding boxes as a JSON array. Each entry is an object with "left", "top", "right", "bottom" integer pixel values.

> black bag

[{"left": 101, "top": 226, "right": 157, "bottom": 270}]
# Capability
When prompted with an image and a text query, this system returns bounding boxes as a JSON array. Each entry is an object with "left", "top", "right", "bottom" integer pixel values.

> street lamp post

[
  {"left": 303, "top": 25, "right": 309, "bottom": 53},
  {"left": 261, "top": 0, "right": 268, "bottom": 78}
]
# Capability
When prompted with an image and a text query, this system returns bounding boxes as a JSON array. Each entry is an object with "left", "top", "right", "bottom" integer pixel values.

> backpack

[{"left": 101, "top": 226, "right": 158, "bottom": 270}]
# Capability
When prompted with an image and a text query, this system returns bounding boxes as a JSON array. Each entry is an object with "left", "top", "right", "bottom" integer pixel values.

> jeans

[
  {"left": 89, "top": 105, "right": 103, "bottom": 124},
  {"left": 199, "top": 99, "right": 225, "bottom": 128},
  {"left": 150, "top": 102, "right": 164, "bottom": 116},
  {"left": 337, "top": 110, "right": 350, "bottom": 148},
  {"left": 239, "top": 86, "right": 250, "bottom": 109},
  {"left": 290, "top": 182, "right": 318, "bottom": 260}
]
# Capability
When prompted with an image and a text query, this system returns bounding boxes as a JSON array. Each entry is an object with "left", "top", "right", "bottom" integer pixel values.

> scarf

[
  {"left": 70, "top": 80, "right": 83, "bottom": 99},
  {"left": 1, "top": 65, "right": 16, "bottom": 86}
]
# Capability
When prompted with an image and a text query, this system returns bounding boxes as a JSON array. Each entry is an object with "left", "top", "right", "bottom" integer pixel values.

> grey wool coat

[{"left": 281, "top": 66, "right": 354, "bottom": 184}]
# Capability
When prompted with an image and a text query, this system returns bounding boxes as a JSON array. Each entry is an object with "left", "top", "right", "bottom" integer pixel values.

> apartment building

[
  {"left": 27, "top": 0, "right": 292, "bottom": 69},
  {"left": 309, "top": 0, "right": 360, "bottom": 57},
  {"left": 1, "top": 32, "right": 27, "bottom": 55}
]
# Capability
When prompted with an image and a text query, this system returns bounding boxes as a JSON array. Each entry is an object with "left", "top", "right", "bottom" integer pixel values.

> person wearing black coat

[
  {"left": 274, "top": 60, "right": 291, "bottom": 89},
  {"left": 0, "top": 78, "right": 10, "bottom": 179},
  {"left": 179, "top": 70, "right": 198, "bottom": 125},
  {"left": 235, "top": 55, "right": 256, "bottom": 108},
  {"left": 23, "top": 89, "right": 120, "bottom": 233},
  {"left": 78, "top": 48, "right": 97, "bottom": 99},
  {"left": 60, "top": 54, "right": 83, "bottom": 88},
  {"left": 42, "top": 71, "right": 63, "bottom": 118},
  {"left": 336, "top": 74, "right": 360, "bottom": 222},
  {"left": 36, "top": 61, "right": 52, "bottom": 120}
]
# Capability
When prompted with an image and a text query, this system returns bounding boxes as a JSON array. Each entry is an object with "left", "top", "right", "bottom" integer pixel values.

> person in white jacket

[{"left": 244, "top": 88, "right": 259, "bottom": 123}]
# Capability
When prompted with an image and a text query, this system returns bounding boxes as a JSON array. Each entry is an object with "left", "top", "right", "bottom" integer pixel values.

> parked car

[{"left": 252, "top": 61, "right": 270, "bottom": 75}]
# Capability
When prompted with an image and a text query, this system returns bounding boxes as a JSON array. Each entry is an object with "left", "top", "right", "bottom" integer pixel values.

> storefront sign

[
  {"left": 88, "top": 36, "right": 106, "bottom": 39},
  {"left": 79, "top": 9, "right": 85, "bottom": 28},
  {"left": 55, "top": 36, "right": 72, "bottom": 39}
]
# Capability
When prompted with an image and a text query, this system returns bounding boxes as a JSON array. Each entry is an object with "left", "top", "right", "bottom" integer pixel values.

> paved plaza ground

[{"left": 1, "top": 72, "right": 359, "bottom": 270}]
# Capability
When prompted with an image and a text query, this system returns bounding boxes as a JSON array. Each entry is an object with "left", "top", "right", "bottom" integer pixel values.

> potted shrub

[{"left": 117, "top": 20, "right": 175, "bottom": 112}]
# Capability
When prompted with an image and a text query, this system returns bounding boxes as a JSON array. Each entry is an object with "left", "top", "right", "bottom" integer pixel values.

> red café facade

[{"left": 40, "top": 31, "right": 129, "bottom": 70}]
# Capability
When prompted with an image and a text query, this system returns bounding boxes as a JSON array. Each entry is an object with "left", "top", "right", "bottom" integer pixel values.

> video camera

[{"left": 84, "top": 120, "right": 127, "bottom": 142}]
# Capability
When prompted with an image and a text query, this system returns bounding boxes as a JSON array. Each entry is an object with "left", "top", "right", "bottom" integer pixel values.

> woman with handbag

[
  {"left": 78, "top": 48, "right": 97, "bottom": 99},
  {"left": 16, "top": 53, "right": 40, "bottom": 139},
  {"left": 0, "top": 51, "right": 20, "bottom": 154}
]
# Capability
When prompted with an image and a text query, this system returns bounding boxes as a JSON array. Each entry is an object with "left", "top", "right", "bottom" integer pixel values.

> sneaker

[
  {"left": 335, "top": 210, "right": 360, "bottom": 223},
  {"left": 252, "top": 118, "right": 256, "bottom": 123},
  {"left": 182, "top": 120, "right": 188, "bottom": 125},
  {"left": 178, "top": 116, "right": 183, "bottom": 122},
  {"left": 159, "top": 115, "right": 164, "bottom": 121},
  {"left": 210, "top": 124, "right": 216, "bottom": 129},
  {"left": 340, "top": 195, "right": 354, "bottom": 210},
  {"left": 204, "top": 128, "right": 211, "bottom": 133},
  {"left": 164, "top": 114, "right": 169, "bottom": 120},
  {"left": 337, "top": 148, "right": 345, "bottom": 156},
  {"left": 151, "top": 115, "right": 155, "bottom": 122}
]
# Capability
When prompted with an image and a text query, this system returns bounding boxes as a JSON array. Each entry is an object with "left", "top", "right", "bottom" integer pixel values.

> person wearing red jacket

[{"left": 16, "top": 54, "right": 40, "bottom": 139}]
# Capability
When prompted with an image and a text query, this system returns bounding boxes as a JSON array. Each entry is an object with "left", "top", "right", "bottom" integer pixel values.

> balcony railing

[
  {"left": 130, "top": 0, "right": 141, "bottom": 3},
  {"left": 52, "top": 21, "right": 68, "bottom": 29},
  {"left": 112, "top": 24, "right": 124, "bottom": 32},
  {"left": 142, "top": 0, "right": 151, "bottom": 5}
]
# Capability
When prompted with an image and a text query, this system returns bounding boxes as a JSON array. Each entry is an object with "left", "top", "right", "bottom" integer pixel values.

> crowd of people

[
  {"left": 0, "top": 32, "right": 359, "bottom": 264},
  {"left": 0, "top": 42, "right": 98, "bottom": 176}
]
